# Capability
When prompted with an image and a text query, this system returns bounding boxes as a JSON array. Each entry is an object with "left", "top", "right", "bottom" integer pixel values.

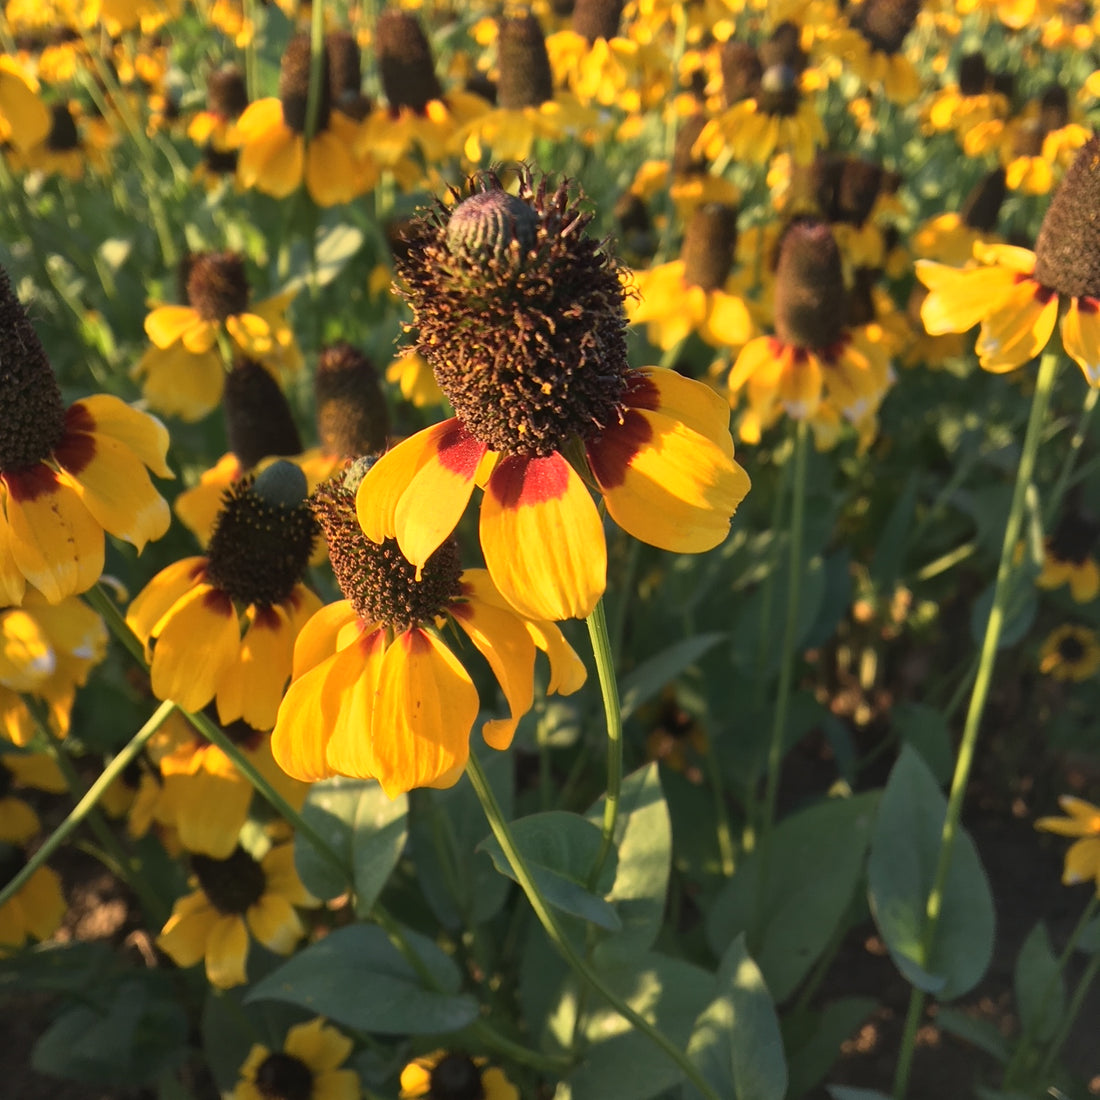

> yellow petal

[
  {"left": 291, "top": 599, "right": 360, "bottom": 679},
  {"left": 132, "top": 341, "right": 226, "bottom": 422},
  {"left": 1062, "top": 836, "right": 1100, "bottom": 887},
  {"left": 324, "top": 628, "right": 386, "bottom": 779},
  {"left": 216, "top": 604, "right": 295, "bottom": 731},
  {"left": 271, "top": 647, "right": 350, "bottom": 782},
  {"left": 246, "top": 892, "right": 304, "bottom": 955},
  {"left": 481, "top": 454, "right": 606, "bottom": 621},
  {"left": 284, "top": 1018, "right": 353, "bottom": 1073},
  {"left": 915, "top": 261, "right": 1020, "bottom": 335},
  {"left": 305, "top": 131, "right": 360, "bottom": 206},
  {"left": 144, "top": 305, "right": 209, "bottom": 350},
  {"left": 0, "top": 608, "right": 55, "bottom": 690},
  {"left": 1060, "top": 297, "right": 1100, "bottom": 387},
  {"left": 127, "top": 557, "right": 208, "bottom": 648},
  {"left": 628, "top": 367, "right": 735, "bottom": 459},
  {"left": 976, "top": 281, "right": 1059, "bottom": 372},
  {"left": 205, "top": 913, "right": 250, "bottom": 988},
  {"left": 69, "top": 395, "right": 172, "bottom": 479}
]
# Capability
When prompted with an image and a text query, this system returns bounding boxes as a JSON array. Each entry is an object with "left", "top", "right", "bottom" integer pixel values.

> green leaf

[
  {"left": 478, "top": 811, "right": 621, "bottom": 931},
  {"left": 802, "top": 550, "right": 853, "bottom": 651},
  {"left": 588, "top": 764, "right": 672, "bottom": 964},
  {"left": 707, "top": 792, "right": 879, "bottom": 1002},
  {"left": 969, "top": 575, "right": 1038, "bottom": 649},
  {"left": 935, "top": 1008, "right": 1010, "bottom": 1063},
  {"left": 0, "top": 941, "right": 114, "bottom": 997},
  {"left": 870, "top": 471, "right": 919, "bottom": 590},
  {"left": 201, "top": 989, "right": 307, "bottom": 1092},
  {"left": 826, "top": 1088, "right": 892, "bottom": 1100},
  {"left": 685, "top": 935, "right": 787, "bottom": 1100},
  {"left": 1078, "top": 915, "right": 1100, "bottom": 954},
  {"left": 294, "top": 776, "right": 370, "bottom": 901},
  {"left": 352, "top": 784, "right": 409, "bottom": 913},
  {"left": 1014, "top": 921, "right": 1064, "bottom": 1043},
  {"left": 246, "top": 924, "right": 478, "bottom": 1034},
  {"left": 784, "top": 997, "right": 877, "bottom": 1098},
  {"left": 867, "top": 746, "right": 995, "bottom": 999},
  {"left": 892, "top": 702, "right": 953, "bottom": 784},
  {"left": 283, "top": 223, "right": 364, "bottom": 293},
  {"left": 619, "top": 634, "right": 726, "bottom": 722}
]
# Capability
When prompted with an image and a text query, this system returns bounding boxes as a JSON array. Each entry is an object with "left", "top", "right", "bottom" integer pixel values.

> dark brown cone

[
  {"left": 960, "top": 167, "right": 1006, "bottom": 232},
  {"left": 0, "top": 265, "right": 66, "bottom": 471},
  {"left": 773, "top": 221, "right": 847, "bottom": 349},
  {"left": 279, "top": 32, "right": 332, "bottom": 134},
  {"left": 202, "top": 145, "right": 239, "bottom": 175},
  {"left": 376, "top": 9, "right": 442, "bottom": 114},
  {"left": 311, "top": 471, "right": 461, "bottom": 630},
  {"left": 1039, "top": 84, "right": 1070, "bottom": 134},
  {"left": 46, "top": 103, "right": 79, "bottom": 151},
  {"left": 206, "top": 65, "right": 248, "bottom": 118},
  {"left": 852, "top": 0, "right": 921, "bottom": 55},
  {"left": 991, "top": 70, "right": 1015, "bottom": 100},
  {"left": 957, "top": 52, "right": 988, "bottom": 96},
  {"left": 681, "top": 203, "right": 738, "bottom": 291},
  {"left": 465, "top": 72, "right": 498, "bottom": 106},
  {"left": 572, "top": 0, "right": 623, "bottom": 42},
  {"left": 672, "top": 114, "right": 708, "bottom": 176},
  {"left": 835, "top": 158, "right": 885, "bottom": 226},
  {"left": 1034, "top": 136, "right": 1100, "bottom": 298},
  {"left": 205, "top": 463, "right": 318, "bottom": 609},
  {"left": 193, "top": 847, "right": 265, "bottom": 914},
  {"left": 497, "top": 11, "right": 554, "bottom": 110},
  {"left": 845, "top": 266, "right": 879, "bottom": 327},
  {"left": 326, "top": 30, "right": 362, "bottom": 104},
  {"left": 186, "top": 252, "right": 250, "bottom": 322},
  {"left": 1048, "top": 510, "right": 1099, "bottom": 565},
  {"left": 759, "top": 22, "right": 807, "bottom": 75},
  {"left": 720, "top": 40, "right": 763, "bottom": 106},
  {"left": 223, "top": 358, "right": 303, "bottom": 469},
  {"left": 757, "top": 64, "right": 800, "bottom": 118},
  {"left": 614, "top": 190, "right": 655, "bottom": 260},
  {"left": 445, "top": 189, "right": 539, "bottom": 260},
  {"left": 315, "top": 342, "right": 389, "bottom": 458},
  {"left": 1012, "top": 120, "right": 1044, "bottom": 158},
  {"left": 253, "top": 1054, "right": 314, "bottom": 1100},
  {"left": 428, "top": 1054, "right": 484, "bottom": 1100}
]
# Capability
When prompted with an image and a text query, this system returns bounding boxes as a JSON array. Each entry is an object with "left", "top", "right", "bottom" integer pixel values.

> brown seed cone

[
  {"left": 279, "top": 32, "right": 332, "bottom": 134},
  {"left": 223, "top": 358, "right": 303, "bottom": 470},
  {"left": 206, "top": 64, "right": 248, "bottom": 118},
  {"left": 759, "top": 22, "right": 807, "bottom": 75},
  {"left": 1034, "top": 136, "right": 1100, "bottom": 299},
  {"left": 757, "top": 64, "right": 800, "bottom": 118},
  {"left": 0, "top": 265, "right": 66, "bottom": 471},
  {"left": 720, "top": 41, "right": 763, "bottom": 106},
  {"left": 315, "top": 342, "right": 389, "bottom": 459},
  {"left": 672, "top": 113, "right": 708, "bottom": 177},
  {"left": 960, "top": 167, "right": 1006, "bottom": 232},
  {"left": 375, "top": 9, "right": 442, "bottom": 114},
  {"left": 46, "top": 103, "right": 79, "bottom": 151},
  {"left": 957, "top": 52, "right": 988, "bottom": 97},
  {"left": 681, "top": 203, "right": 738, "bottom": 292},
  {"left": 852, "top": 0, "right": 921, "bottom": 55},
  {"left": 325, "top": 30, "right": 362, "bottom": 102},
  {"left": 572, "top": 0, "right": 623, "bottom": 42},
  {"left": 498, "top": 11, "right": 554, "bottom": 110},
  {"left": 773, "top": 221, "right": 847, "bottom": 349},
  {"left": 187, "top": 252, "right": 250, "bottom": 322}
]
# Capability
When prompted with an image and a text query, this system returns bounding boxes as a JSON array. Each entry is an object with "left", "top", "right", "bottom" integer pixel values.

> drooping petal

[
  {"left": 305, "top": 131, "right": 361, "bottom": 207},
  {"left": 148, "top": 586, "right": 241, "bottom": 713},
  {"left": 0, "top": 494, "right": 26, "bottom": 605},
  {"left": 157, "top": 893, "right": 219, "bottom": 968},
  {"left": 144, "top": 305, "right": 211, "bottom": 350},
  {"left": 71, "top": 395, "right": 172, "bottom": 479},
  {"left": 370, "top": 629, "right": 478, "bottom": 797},
  {"left": 1060, "top": 297, "right": 1100, "bottom": 387},
  {"left": 291, "top": 599, "right": 361, "bottom": 678},
  {"left": 284, "top": 1018, "right": 354, "bottom": 1073},
  {"left": 627, "top": 367, "right": 735, "bottom": 459},
  {"left": 131, "top": 341, "right": 226, "bottom": 422},
  {"left": 0, "top": 607, "right": 54, "bottom": 690},
  {"left": 728, "top": 335, "right": 783, "bottom": 394},
  {"left": 975, "top": 280, "right": 1059, "bottom": 372},
  {"left": 127, "top": 557, "right": 208, "bottom": 649},
  {"left": 356, "top": 421, "right": 458, "bottom": 543},
  {"left": 246, "top": 892, "right": 304, "bottom": 955},
  {"left": 915, "top": 261, "right": 1021, "bottom": 335},
  {"left": 205, "top": 913, "right": 250, "bottom": 988},
  {"left": 215, "top": 604, "right": 295, "bottom": 731},
  {"left": 165, "top": 769, "right": 251, "bottom": 858},
  {"left": 324, "top": 628, "right": 386, "bottom": 779},
  {"left": 588, "top": 408, "right": 750, "bottom": 553},
  {"left": 451, "top": 595, "right": 535, "bottom": 750},
  {"left": 1062, "top": 837, "right": 1100, "bottom": 887},
  {"left": 225, "top": 312, "right": 275, "bottom": 357},
  {"left": 238, "top": 117, "right": 303, "bottom": 198},
  {"left": 481, "top": 454, "right": 606, "bottom": 622},
  {"left": 4, "top": 467, "right": 103, "bottom": 604}
]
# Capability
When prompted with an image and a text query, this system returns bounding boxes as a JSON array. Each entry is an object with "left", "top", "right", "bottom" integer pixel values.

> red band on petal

[
  {"left": 586, "top": 409, "right": 653, "bottom": 490},
  {"left": 400, "top": 626, "right": 430, "bottom": 655},
  {"left": 64, "top": 402, "right": 96, "bottom": 435},
  {"left": 436, "top": 421, "right": 487, "bottom": 476},
  {"left": 2, "top": 463, "right": 60, "bottom": 502},
  {"left": 52, "top": 428, "right": 96, "bottom": 476},
  {"left": 622, "top": 372, "right": 661, "bottom": 410},
  {"left": 487, "top": 454, "right": 570, "bottom": 509},
  {"left": 1077, "top": 295, "right": 1099, "bottom": 315},
  {"left": 251, "top": 604, "right": 282, "bottom": 629},
  {"left": 203, "top": 588, "right": 236, "bottom": 616}
]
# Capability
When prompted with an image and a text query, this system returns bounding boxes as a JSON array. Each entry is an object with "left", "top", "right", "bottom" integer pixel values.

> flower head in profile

[
  {"left": 272, "top": 463, "right": 585, "bottom": 796},
  {"left": 1036, "top": 796, "right": 1100, "bottom": 895},
  {"left": 127, "top": 462, "right": 321, "bottom": 729},
  {"left": 134, "top": 251, "right": 302, "bottom": 421},
  {"left": 231, "top": 1017, "right": 359, "bottom": 1100},
  {"left": 918, "top": 135, "right": 1100, "bottom": 385},
  {"left": 400, "top": 1049, "right": 518, "bottom": 1100},
  {"left": 358, "top": 168, "right": 750, "bottom": 621},
  {"left": 157, "top": 841, "right": 318, "bottom": 988},
  {"left": 0, "top": 267, "right": 172, "bottom": 606}
]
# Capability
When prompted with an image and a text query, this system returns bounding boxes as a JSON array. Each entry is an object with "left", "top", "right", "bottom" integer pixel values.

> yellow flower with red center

[
  {"left": 0, "top": 268, "right": 171, "bottom": 607},
  {"left": 400, "top": 1050, "right": 518, "bottom": 1100},
  {"left": 1036, "top": 796, "right": 1100, "bottom": 894},
  {"left": 157, "top": 841, "right": 318, "bottom": 988},
  {"left": 231, "top": 1018, "right": 359, "bottom": 1100},
  {"left": 127, "top": 463, "right": 321, "bottom": 730},
  {"left": 357, "top": 171, "right": 750, "bottom": 622},
  {"left": 272, "top": 468, "right": 586, "bottom": 796},
  {"left": 917, "top": 136, "right": 1100, "bottom": 386}
]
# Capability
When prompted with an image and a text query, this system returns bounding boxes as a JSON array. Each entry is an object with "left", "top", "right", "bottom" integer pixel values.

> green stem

[
  {"left": 893, "top": 350, "right": 1060, "bottom": 1100},
  {"left": 1034, "top": 917, "right": 1100, "bottom": 1084},
  {"left": 465, "top": 754, "right": 721, "bottom": 1100},
  {"left": 585, "top": 598, "right": 624, "bottom": 890},
  {"left": 1043, "top": 385, "right": 1098, "bottom": 527},
  {"left": 0, "top": 701, "right": 175, "bottom": 912}
]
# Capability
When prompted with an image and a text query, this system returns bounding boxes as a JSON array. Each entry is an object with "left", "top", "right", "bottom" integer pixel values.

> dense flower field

[{"left": 1, "top": 0, "right": 1099, "bottom": 1097}]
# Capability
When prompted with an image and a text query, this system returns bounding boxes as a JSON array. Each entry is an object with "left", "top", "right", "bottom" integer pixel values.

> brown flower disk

[
  {"left": 1034, "top": 136, "right": 1100, "bottom": 299},
  {"left": 773, "top": 221, "right": 847, "bottom": 349}
]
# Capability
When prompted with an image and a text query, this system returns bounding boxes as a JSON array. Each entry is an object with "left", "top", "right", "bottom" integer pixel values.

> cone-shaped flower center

[
  {"left": 224, "top": 358, "right": 304, "bottom": 469},
  {"left": 187, "top": 252, "right": 250, "bottom": 323},
  {"left": 832, "top": 158, "right": 887, "bottom": 228},
  {"left": 429, "top": 1053, "right": 485, "bottom": 1100},
  {"left": 960, "top": 168, "right": 1006, "bottom": 232},
  {"left": 681, "top": 203, "right": 738, "bottom": 291},
  {"left": 394, "top": 169, "right": 629, "bottom": 457},
  {"left": 204, "top": 463, "right": 319, "bottom": 608},
  {"left": 279, "top": 33, "right": 332, "bottom": 134},
  {"left": 46, "top": 104, "right": 79, "bottom": 151},
  {"left": 497, "top": 11, "right": 554, "bottom": 110},
  {"left": 315, "top": 343, "right": 389, "bottom": 459},
  {"left": 773, "top": 221, "right": 847, "bottom": 349},
  {"left": 325, "top": 30, "right": 362, "bottom": 106},
  {"left": 1039, "top": 85, "right": 1069, "bottom": 134},
  {"left": 853, "top": 0, "right": 920, "bottom": 55},
  {"left": 312, "top": 469, "right": 462, "bottom": 630},
  {"left": 572, "top": 0, "right": 624, "bottom": 42},
  {"left": 1034, "top": 136, "right": 1100, "bottom": 299},
  {"left": 757, "top": 64, "right": 801, "bottom": 118},
  {"left": 193, "top": 846, "right": 266, "bottom": 914},
  {"left": 1049, "top": 512, "right": 1099, "bottom": 564},
  {"left": 957, "top": 52, "right": 988, "bottom": 97},
  {"left": 721, "top": 41, "right": 762, "bottom": 106},
  {"left": 760, "top": 22, "right": 807, "bottom": 74},
  {"left": 0, "top": 266, "right": 66, "bottom": 471},
  {"left": 1058, "top": 635, "right": 1086, "bottom": 663},
  {"left": 672, "top": 114, "right": 708, "bottom": 177},
  {"left": 254, "top": 1052, "right": 314, "bottom": 1100},
  {"left": 376, "top": 10, "right": 442, "bottom": 113},
  {"left": 207, "top": 65, "right": 248, "bottom": 118}
]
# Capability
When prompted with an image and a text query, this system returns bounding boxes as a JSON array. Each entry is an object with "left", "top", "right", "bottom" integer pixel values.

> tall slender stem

[
  {"left": 585, "top": 597, "right": 623, "bottom": 889},
  {"left": 893, "top": 351, "right": 1060, "bottom": 1100},
  {"left": 465, "top": 754, "right": 721, "bottom": 1100}
]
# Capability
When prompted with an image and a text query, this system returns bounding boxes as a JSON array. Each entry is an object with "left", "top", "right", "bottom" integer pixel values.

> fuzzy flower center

[
  {"left": 1058, "top": 634, "right": 1086, "bottom": 663},
  {"left": 1033, "top": 136, "right": 1100, "bottom": 300},
  {"left": 315, "top": 342, "right": 389, "bottom": 459},
  {"left": 429, "top": 1053, "right": 485, "bottom": 1100},
  {"left": 224, "top": 358, "right": 304, "bottom": 470},
  {"left": 186, "top": 251, "right": 251, "bottom": 323},
  {"left": 193, "top": 846, "right": 266, "bottom": 915},
  {"left": 254, "top": 1051, "right": 314, "bottom": 1100},
  {"left": 393, "top": 169, "right": 630, "bottom": 457},
  {"left": 773, "top": 221, "right": 848, "bottom": 350}
]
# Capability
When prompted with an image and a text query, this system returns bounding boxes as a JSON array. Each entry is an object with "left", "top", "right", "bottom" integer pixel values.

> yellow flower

[
  {"left": 232, "top": 1018, "right": 359, "bottom": 1100},
  {"left": 399, "top": 1050, "right": 519, "bottom": 1100},
  {"left": 0, "top": 57, "right": 50, "bottom": 153},
  {"left": 1037, "top": 624, "right": 1100, "bottom": 682},
  {"left": 157, "top": 842, "right": 318, "bottom": 989},
  {"left": 1037, "top": 512, "right": 1100, "bottom": 603},
  {"left": 0, "top": 855, "right": 66, "bottom": 953},
  {"left": 272, "top": 471, "right": 586, "bottom": 796},
  {"left": 1036, "top": 796, "right": 1100, "bottom": 894},
  {"left": 127, "top": 464, "right": 322, "bottom": 729},
  {"left": 917, "top": 136, "right": 1100, "bottom": 386},
  {"left": 0, "top": 269, "right": 171, "bottom": 607},
  {"left": 386, "top": 351, "right": 444, "bottom": 409}
]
